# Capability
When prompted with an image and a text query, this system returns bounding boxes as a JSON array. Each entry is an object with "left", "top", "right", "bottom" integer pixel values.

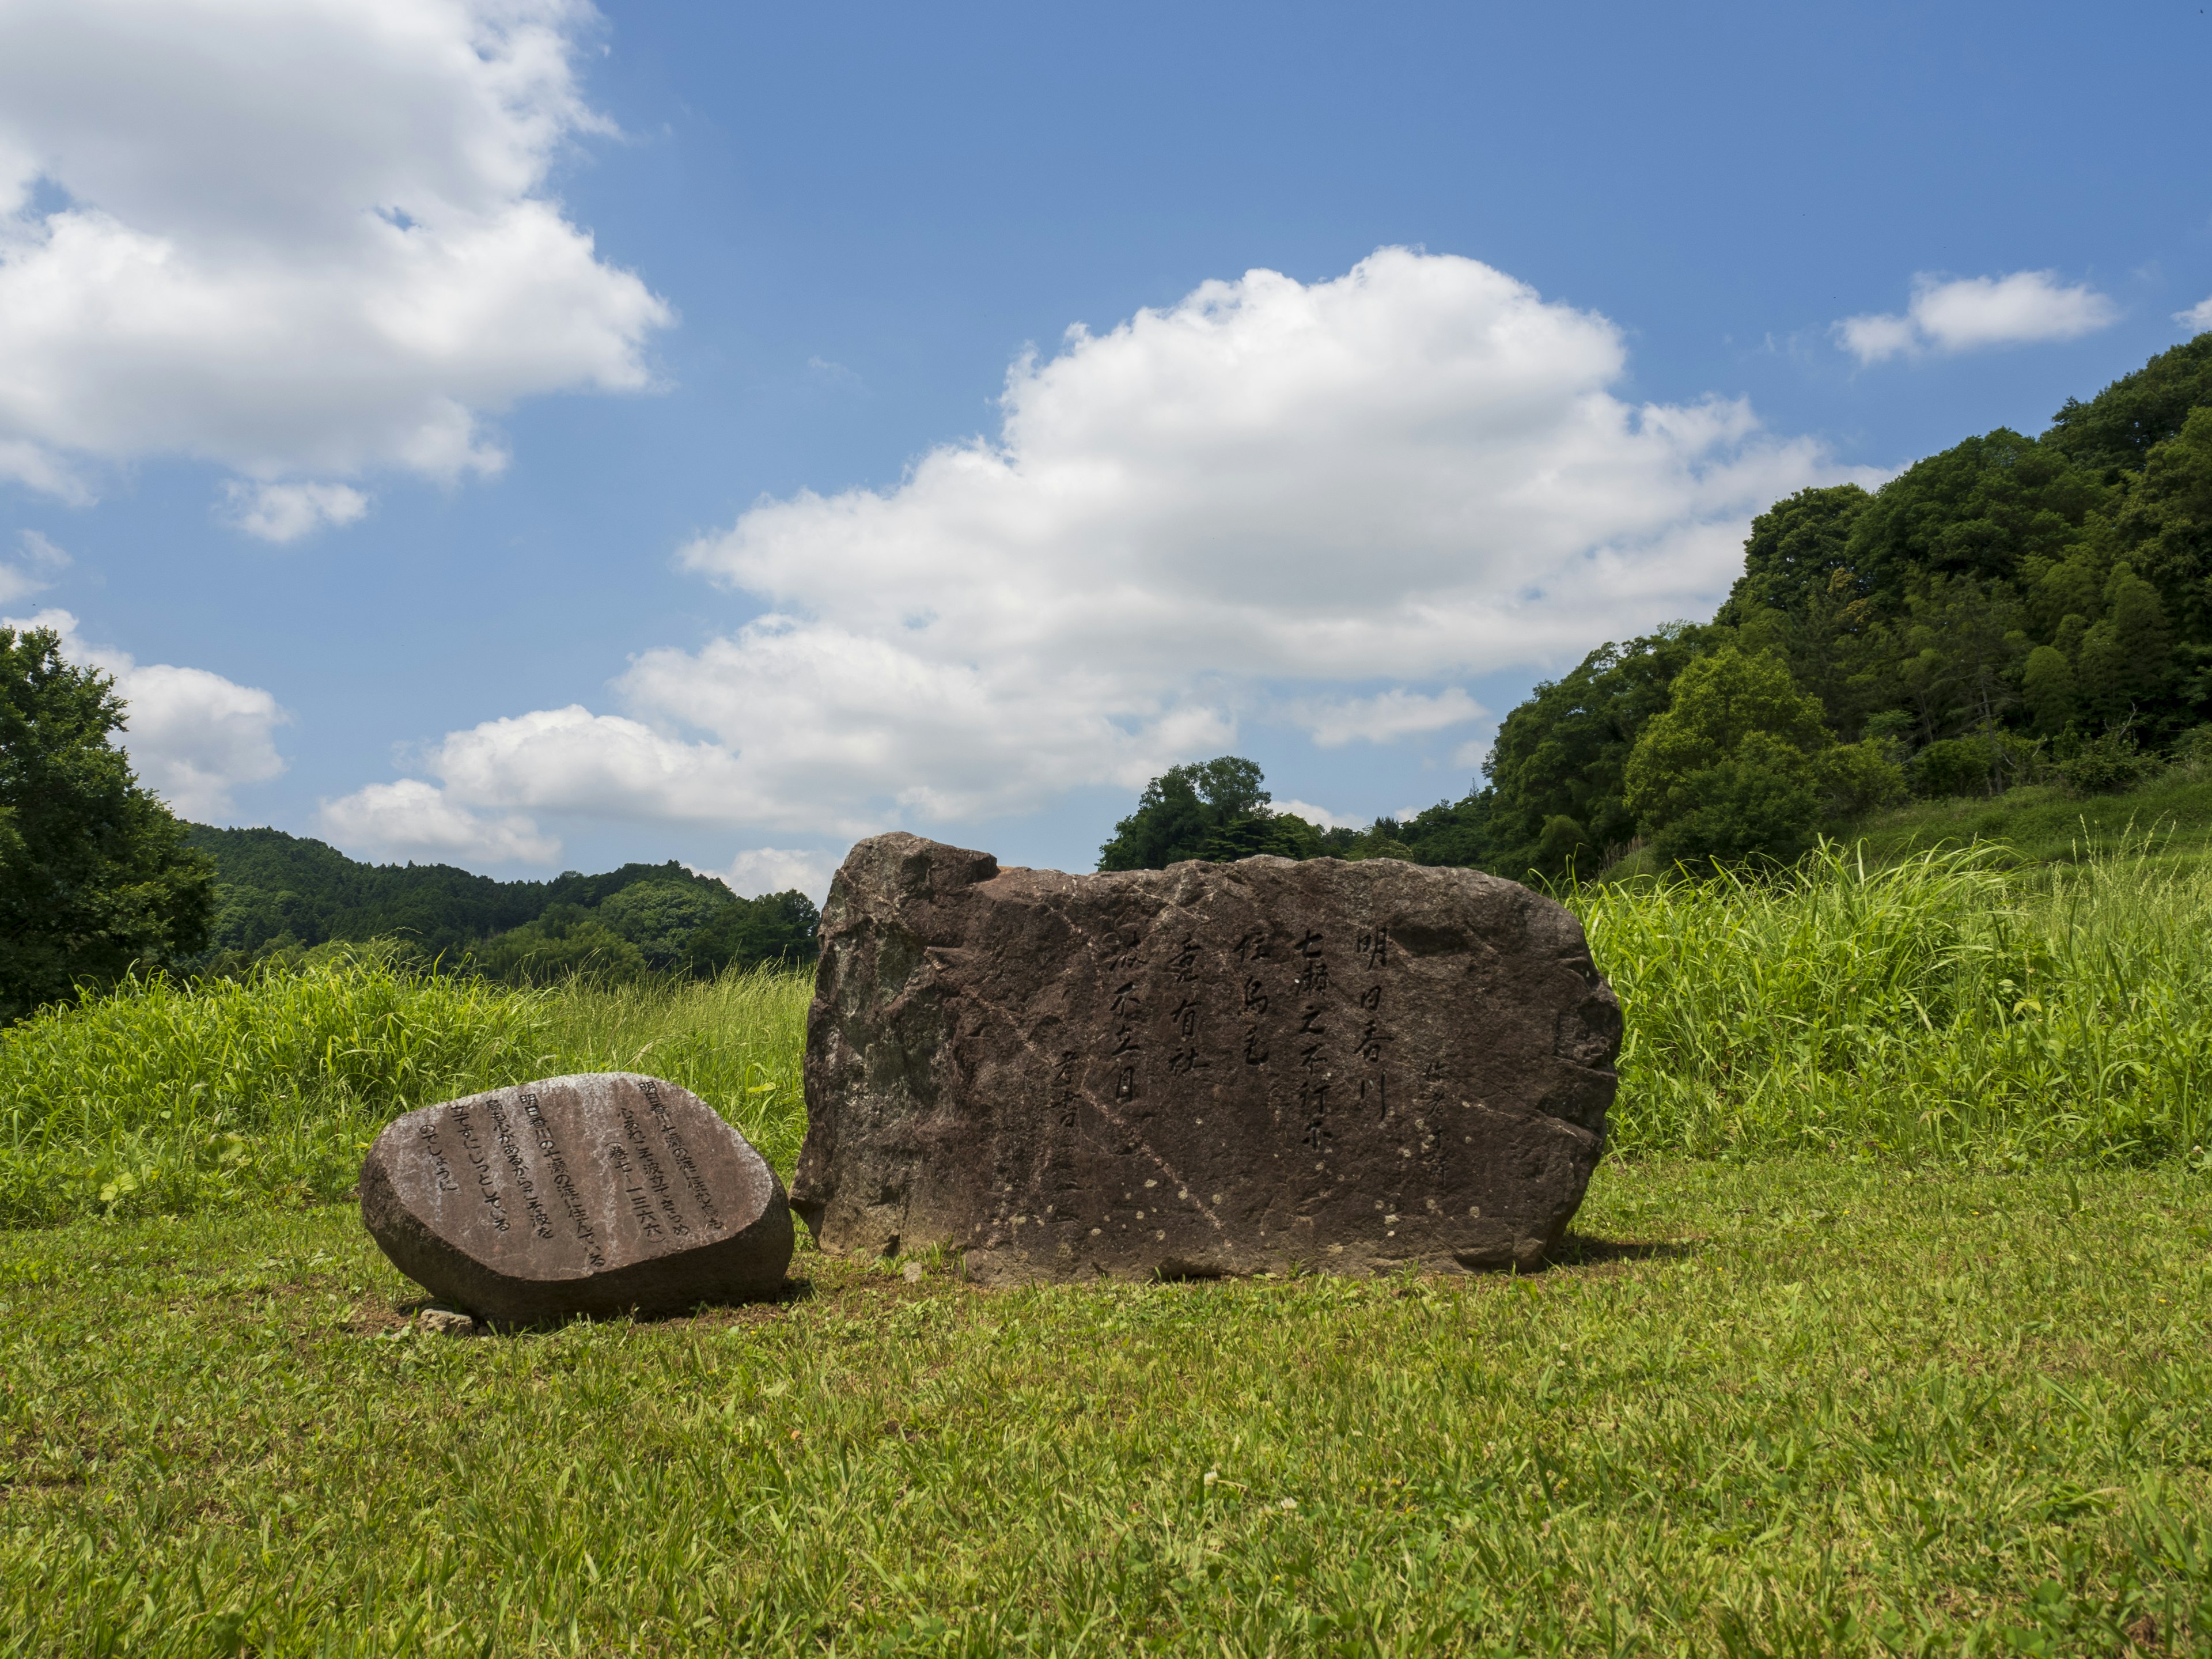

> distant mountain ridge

[{"left": 185, "top": 825, "right": 736, "bottom": 961}]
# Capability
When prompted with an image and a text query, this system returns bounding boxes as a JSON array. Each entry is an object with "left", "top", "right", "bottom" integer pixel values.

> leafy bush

[
  {"left": 1624, "top": 647, "right": 1833, "bottom": 870},
  {"left": 683, "top": 889, "right": 821, "bottom": 974},
  {"left": 1910, "top": 734, "right": 2003, "bottom": 798},
  {"left": 2057, "top": 732, "right": 2156, "bottom": 796},
  {"left": 471, "top": 904, "right": 647, "bottom": 983},
  {"left": 2171, "top": 724, "right": 2212, "bottom": 776},
  {"left": 1097, "top": 755, "right": 1327, "bottom": 868},
  {"left": 1815, "top": 736, "right": 1907, "bottom": 817},
  {"left": 1, "top": 624, "right": 215, "bottom": 1021}
]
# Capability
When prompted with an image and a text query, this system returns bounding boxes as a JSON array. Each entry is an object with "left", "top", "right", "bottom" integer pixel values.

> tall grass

[
  {"left": 1577, "top": 840, "right": 2212, "bottom": 1165},
  {"left": 0, "top": 952, "right": 810, "bottom": 1228},
  {"left": 532, "top": 968, "right": 809, "bottom": 1170},
  {"left": 9, "top": 838, "right": 2212, "bottom": 1230}
]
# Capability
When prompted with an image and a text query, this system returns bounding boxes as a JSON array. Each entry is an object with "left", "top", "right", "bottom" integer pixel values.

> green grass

[
  {"left": 0, "top": 956, "right": 810, "bottom": 1229},
  {"left": 1844, "top": 771, "right": 2212, "bottom": 876},
  {"left": 1577, "top": 843, "right": 2212, "bottom": 1166},
  {"left": 3, "top": 1158, "right": 2208, "bottom": 1655},
  {"left": 6, "top": 853, "right": 2211, "bottom": 1651}
]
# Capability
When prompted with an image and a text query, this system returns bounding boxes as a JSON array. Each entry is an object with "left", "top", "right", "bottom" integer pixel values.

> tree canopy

[
  {"left": 1, "top": 626, "right": 214, "bottom": 1021},
  {"left": 683, "top": 889, "right": 821, "bottom": 975},
  {"left": 1097, "top": 756, "right": 1325, "bottom": 869},
  {"left": 1452, "top": 334, "right": 2212, "bottom": 876}
]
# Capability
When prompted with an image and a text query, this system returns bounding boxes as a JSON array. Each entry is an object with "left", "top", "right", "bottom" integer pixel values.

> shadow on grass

[
  {"left": 396, "top": 1275, "right": 817, "bottom": 1335},
  {"left": 1545, "top": 1233, "right": 1699, "bottom": 1269}
]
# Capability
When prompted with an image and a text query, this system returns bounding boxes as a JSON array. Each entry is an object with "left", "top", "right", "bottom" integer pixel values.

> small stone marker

[
  {"left": 793, "top": 835, "right": 1621, "bottom": 1284},
  {"left": 360, "top": 1072, "right": 793, "bottom": 1321}
]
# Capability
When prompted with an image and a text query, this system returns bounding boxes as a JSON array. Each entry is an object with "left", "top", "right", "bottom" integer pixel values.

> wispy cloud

[
  {"left": 1836, "top": 270, "right": 2118, "bottom": 364},
  {"left": 0, "top": 528, "right": 69, "bottom": 604},
  {"left": 219, "top": 481, "right": 370, "bottom": 543}
]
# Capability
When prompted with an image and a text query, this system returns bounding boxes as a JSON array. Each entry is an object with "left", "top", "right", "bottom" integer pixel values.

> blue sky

[{"left": 2, "top": 0, "right": 2207, "bottom": 896}]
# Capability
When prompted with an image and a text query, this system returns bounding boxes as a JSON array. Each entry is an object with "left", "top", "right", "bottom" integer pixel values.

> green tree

[
  {"left": 2107, "top": 404, "right": 2212, "bottom": 642},
  {"left": 1885, "top": 575, "right": 2028, "bottom": 747},
  {"left": 472, "top": 905, "right": 645, "bottom": 983},
  {"left": 683, "top": 891, "right": 821, "bottom": 975},
  {"left": 1624, "top": 647, "right": 1834, "bottom": 870},
  {"left": 1718, "top": 484, "right": 1871, "bottom": 619},
  {"left": 1476, "top": 627, "right": 1705, "bottom": 878},
  {"left": 180, "top": 830, "right": 736, "bottom": 963},
  {"left": 2044, "top": 332, "right": 2212, "bottom": 476},
  {"left": 597, "top": 880, "right": 725, "bottom": 968},
  {"left": 1816, "top": 738, "right": 1908, "bottom": 817},
  {"left": 2024, "top": 553, "right": 2102, "bottom": 638},
  {"left": 2020, "top": 645, "right": 2078, "bottom": 735},
  {"left": 2076, "top": 563, "right": 2173, "bottom": 722},
  {"left": 1846, "top": 428, "right": 2107, "bottom": 609},
  {"left": 1381, "top": 798, "right": 1491, "bottom": 868},
  {"left": 0, "top": 626, "right": 215, "bottom": 1021},
  {"left": 1099, "top": 756, "right": 1296, "bottom": 869}
]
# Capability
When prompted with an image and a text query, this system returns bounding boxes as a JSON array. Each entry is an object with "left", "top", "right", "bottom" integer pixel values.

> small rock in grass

[
  {"left": 418, "top": 1307, "right": 478, "bottom": 1338},
  {"left": 361, "top": 1072, "right": 793, "bottom": 1322},
  {"left": 901, "top": 1259, "right": 925, "bottom": 1283}
]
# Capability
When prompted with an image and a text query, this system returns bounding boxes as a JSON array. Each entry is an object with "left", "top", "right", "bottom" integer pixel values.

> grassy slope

[
  {"left": 1845, "top": 772, "right": 2212, "bottom": 874},
  {"left": 4, "top": 1160, "right": 2208, "bottom": 1656}
]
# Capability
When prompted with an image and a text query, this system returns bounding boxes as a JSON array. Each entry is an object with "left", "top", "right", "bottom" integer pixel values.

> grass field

[
  {"left": 4, "top": 1158, "right": 2207, "bottom": 1655},
  {"left": 4, "top": 847, "right": 2211, "bottom": 1653}
]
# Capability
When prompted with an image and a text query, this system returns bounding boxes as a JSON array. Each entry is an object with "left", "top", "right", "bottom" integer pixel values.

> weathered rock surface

[
  {"left": 793, "top": 835, "right": 1619, "bottom": 1284},
  {"left": 361, "top": 1073, "right": 793, "bottom": 1321}
]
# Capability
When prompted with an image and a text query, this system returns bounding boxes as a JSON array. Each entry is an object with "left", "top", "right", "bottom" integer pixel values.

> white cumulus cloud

[
  {"left": 1837, "top": 270, "right": 2119, "bottom": 364},
  {"left": 316, "top": 705, "right": 760, "bottom": 863},
  {"left": 333, "top": 248, "right": 1863, "bottom": 857},
  {"left": 1272, "top": 800, "right": 1365, "bottom": 832},
  {"left": 1451, "top": 737, "right": 1493, "bottom": 772},
  {"left": 4, "top": 607, "right": 288, "bottom": 817},
  {"left": 0, "top": 0, "right": 671, "bottom": 522},
  {"left": 708, "top": 847, "right": 840, "bottom": 903},
  {"left": 2178, "top": 295, "right": 2212, "bottom": 331},
  {"left": 318, "top": 779, "right": 558, "bottom": 866}
]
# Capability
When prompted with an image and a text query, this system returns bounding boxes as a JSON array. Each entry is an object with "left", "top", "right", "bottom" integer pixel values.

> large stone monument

[
  {"left": 793, "top": 835, "right": 1620, "bottom": 1283},
  {"left": 361, "top": 1072, "right": 793, "bottom": 1321}
]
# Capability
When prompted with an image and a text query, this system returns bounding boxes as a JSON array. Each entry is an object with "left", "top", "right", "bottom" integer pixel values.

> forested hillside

[
  {"left": 1457, "top": 334, "right": 2212, "bottom": 877},
  {"left": 185, "top": 826, "right": 817, "bottom": 978},
  {"left": 1097, "top": 334, "right": 2212, "bottom": 878}
]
